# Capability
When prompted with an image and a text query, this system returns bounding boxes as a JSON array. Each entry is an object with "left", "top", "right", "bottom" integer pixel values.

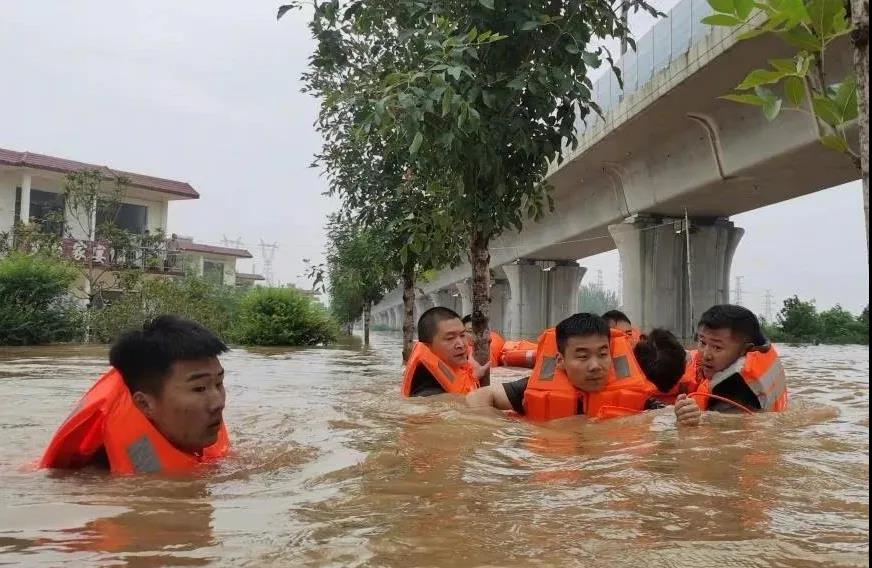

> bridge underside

[{"left": 374, "top": 29, "right": 858, "bottom": 340}]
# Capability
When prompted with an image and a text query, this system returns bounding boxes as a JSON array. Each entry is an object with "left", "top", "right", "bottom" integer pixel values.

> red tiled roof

[
  {"left": 235, "top": 272, "right": 265, "bottom": 280},
  {"left": 0, "top": 147, "right": 199, "bottom": 199},
  {"left": 178, "top": 242, "right": 253, "bottom": 258}
]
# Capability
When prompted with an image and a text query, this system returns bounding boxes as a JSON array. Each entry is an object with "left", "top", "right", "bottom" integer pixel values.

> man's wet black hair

[
  {"left": 633, "top": 328, "right": 687, "bottom": 393},
  {"left": 555, "top": 313, "right": 610, "bottom": 354},
  {"left": 698, "top": 304, "right": 767, "bottom": 346},
  {"left": 461, "top": 314, "right": 473, "bottom": 325},
  {"left": 109, "top": 315, "right": 228, "bottom": 396},
  {"left": 418, "top": 307, "right": 462, "bottom": 343},
  {"left": 602, "top": 310, "right": 632, "bottom": 326}
]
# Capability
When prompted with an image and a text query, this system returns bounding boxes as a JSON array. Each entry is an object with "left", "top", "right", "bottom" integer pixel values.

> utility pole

[
  {"left": 259, "top": 240, "right": 279, "bottom": 286},
  {"left": 734, "top": 275, "right": 745, "bottom": 306},
  {"left": 764, "top": 289, "right": 775, "bottom": 322}
]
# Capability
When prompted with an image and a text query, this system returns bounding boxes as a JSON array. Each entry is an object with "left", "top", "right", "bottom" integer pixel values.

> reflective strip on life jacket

[{"left": 690, "top": 347, "right": 789, "bottom": 412}]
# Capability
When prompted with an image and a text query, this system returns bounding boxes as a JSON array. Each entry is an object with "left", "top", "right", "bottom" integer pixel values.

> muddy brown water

[{"left": 0, "top": 333, "right": 867, "bottom": 567}]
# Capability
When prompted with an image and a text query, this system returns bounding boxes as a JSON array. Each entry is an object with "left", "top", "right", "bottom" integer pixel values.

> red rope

[{"left": 689, "top": 392, "right": 755, "bottom": 415}]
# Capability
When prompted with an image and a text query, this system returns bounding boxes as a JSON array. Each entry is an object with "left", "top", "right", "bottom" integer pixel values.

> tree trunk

[
  {"left": 851, "top": 0, "right": 870, "bottom": 254},
  {"left": 470, "top": 229, "right": 491, "bottom": 387},
  {"left": 402, "top": 265, "right": 416, "bottom": 363},
  {"left": 363, "top": 302, "right": 371, "bottom": 346}
]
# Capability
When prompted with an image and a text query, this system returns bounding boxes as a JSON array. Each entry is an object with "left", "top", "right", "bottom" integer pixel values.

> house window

[
  {"left": 203, "top": 260, "right": 225, "bottom": 285},
  {"left": 14, "top": 188, "right": 65, "bottom": 236},
  {"left": 97, "top": 202, "right": 148, "bottom": 235}
]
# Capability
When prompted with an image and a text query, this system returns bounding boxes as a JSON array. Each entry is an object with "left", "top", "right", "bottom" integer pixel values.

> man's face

[
  {"left": 557, "top": 334, "right": 612, "bottom": 392},
  {"left": 135, "top": 357, "right": 226, "bottom": 453},
  {"left": 427, "top": 318, "right": 469, "bottom": 368},
  {"left": 607, "top": 319, "right": 633, "bottom": 333},
  {"left": 697, "top": 326, "right": 749, "bottom": 379},
  {"left": 464, "top": 321, "right": 474, "bottom": 335}
]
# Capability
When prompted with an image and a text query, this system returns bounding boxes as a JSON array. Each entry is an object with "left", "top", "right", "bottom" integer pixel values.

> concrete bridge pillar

[
  {"left": 455, "top": 280, "right": 473, "bottom": 317},
  {"left": 609, "top": 216, "right": 744, "bottom": 341},
  {"left": 503, "top": 260, "right": 587, "bottom": 339},
  {"left": 415, "top": 294, "right": 433, "bottom": 323},
  {"left": 546, "top": 262, "right": 586, "bottom": 328},
  {"left": 503, "top": 260, "right": 547, "bottom": 339},
  {"left": 489, "top": 280, "right": 508, "bottom": 335}
]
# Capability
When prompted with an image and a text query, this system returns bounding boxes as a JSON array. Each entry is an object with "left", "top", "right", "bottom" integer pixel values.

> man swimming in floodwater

[
  {"left": 41, "top": 316, "right": 230, "bottom": 474},
  {"left": 674, "top": 305, "right": 789, "bottom": 423},
  {"left": 401, "top": 307, "right": 489, "bottom": 397},
  {"left": 467, "top": 313, "right": 699, "bottom": 425}
]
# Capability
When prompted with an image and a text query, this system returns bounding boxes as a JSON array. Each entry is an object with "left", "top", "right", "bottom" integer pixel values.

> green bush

[
  {"left": 0, "top": 253, "right": 83, "bottom": 345},
  {"left": 91, "top": 275, "right": 243, "bottom": 343},
  {"left": 231, "top": 287, "right": 338, "bottom": 346}
]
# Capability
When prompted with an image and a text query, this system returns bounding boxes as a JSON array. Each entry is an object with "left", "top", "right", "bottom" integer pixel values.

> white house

[{"left": 0, "top": 146, "right": 263, "bottom": 290}]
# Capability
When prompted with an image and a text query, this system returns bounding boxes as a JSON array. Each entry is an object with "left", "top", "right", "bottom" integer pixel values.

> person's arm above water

[
  {"left": 466, "top": 377, "right": 527, "bottom": 413},
  {"left": 674, "top": 394, "right": 702, "bottom": 426}
]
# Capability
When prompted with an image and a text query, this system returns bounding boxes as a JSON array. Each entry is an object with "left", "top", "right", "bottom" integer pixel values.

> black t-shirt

[
  {"left": 408, "top": 365, "right": 447, "bottom": 397},
  {"left": 709, "top": 372, "right": 762, "bottom": 412},
  {"left": 502, "top": 377, "right": 665, "bottom": 415}
]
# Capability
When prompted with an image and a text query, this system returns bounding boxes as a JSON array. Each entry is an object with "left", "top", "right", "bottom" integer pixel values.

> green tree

[
  {"left": 703, "top": 0, "right": 868, "bottom": 250},
  {"left": 232, "top": 287, "right": 338, "bottom": 346},
  {"left": 322, "top": 215, "right": 397, "bottom": 345},
  {"left": 284, "top": 0, "right": 657, "bottom": 368},
  {"left": 777, "top": 295, "right": 821, "bottom": 341},
  {"left": 0, "top": 253, "right": 82, "bottom": 345},
  {"left": 578, "top": 283, "right": 621, "bottom": 315}
]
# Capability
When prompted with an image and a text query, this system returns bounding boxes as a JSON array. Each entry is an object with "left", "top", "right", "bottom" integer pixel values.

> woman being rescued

[{"left": 466, "top": 312, "right": 701, "bottom": 426}]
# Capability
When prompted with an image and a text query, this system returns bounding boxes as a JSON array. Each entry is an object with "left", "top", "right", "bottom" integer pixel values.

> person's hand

[
  {"left": 674, "top": 394, "right": 701, "bottom": 427},
  {"left": 469, "top": 356, "right": 491, "bottom": 381}
]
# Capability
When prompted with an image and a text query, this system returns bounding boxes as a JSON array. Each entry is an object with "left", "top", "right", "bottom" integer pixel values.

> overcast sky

[{"left": 1, "top": 1, "right": 867, "bottom": 316}]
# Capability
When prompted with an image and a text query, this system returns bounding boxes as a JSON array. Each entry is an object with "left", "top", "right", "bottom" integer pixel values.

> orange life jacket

[
  {"left": 466, "top": 331, "right": 506, "bottom": 367},
  {"left": 500, "top": 339, "right": 539, "bottom": 368},
  {"left": 402, "top": 341, "right": 479, "bottom": 397},
  {"left": 40, "top": 369, "right": 230, "bottom": 475},
  {"left": 523, "top": 328, "right": 653, "bottom": 421},
  {"left": 688, "top": 347, "right": 789, "bottom": 412}
]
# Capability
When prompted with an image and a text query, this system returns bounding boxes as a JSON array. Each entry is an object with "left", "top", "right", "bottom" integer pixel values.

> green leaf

[
  {"left": 812, "top": 95, "right": 843, "bottom": 126},
  {"left": 482, "top": 90, "right": 496, "bottom": 108},
  {"left": 820, "top": 134, "right": 850, "bottom": 152},
  {"left": 780, "top": 27, "right": 821, "bottom": 51},
  {"left": 834, "top": 76, "right": 859, "bottom": 122},
  {"left": 736, "top": 68, "right": 789, "bottom": 90},
  {"left": 720, "top": 93, "right": 767, "bottom": 105},
  {"left": 479, "top": 0, "right": 495, "bottom": 8},
  {"left": 763, "top": 96, "right": 784, "bottom": 120},
  {"left": 520, "top": 21, "right": 540, "bottom": 31},
  {"left": 780, "top": 0, "right": 812, "bottom": 24},
  {"left": 564, "top": 42, "right": 580, "bottom": 54},
  {"left": 442, "top": 87, "right": 453, "bottom": 116},
  {"left": 582, "top": 51, "right": 601, "bottom": 68},
  {"left": 707, "top": 0, "right": 736, "bottom": 14},
  {"left": 702, "top": 14, "right": 744, "bottom": 25},
  {"left": 769, "top": 58, "right": 797, "bottom": 73},
  {"left": 808, "top": 0, "right": 844, "bottom": 36},
  {"left": 784, "top": 76, "right": 806, "bottom": 105},
  {"left": 409, "top": 132, "right": 424, "bottom": 156},
  {"left": 735, "top": 0, "right": 755, "bottom": 20}
]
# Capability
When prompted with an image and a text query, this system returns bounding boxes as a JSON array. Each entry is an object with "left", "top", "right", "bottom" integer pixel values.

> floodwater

[{"left": 0, "top": 333, "right": 868, "bottom": 567}]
